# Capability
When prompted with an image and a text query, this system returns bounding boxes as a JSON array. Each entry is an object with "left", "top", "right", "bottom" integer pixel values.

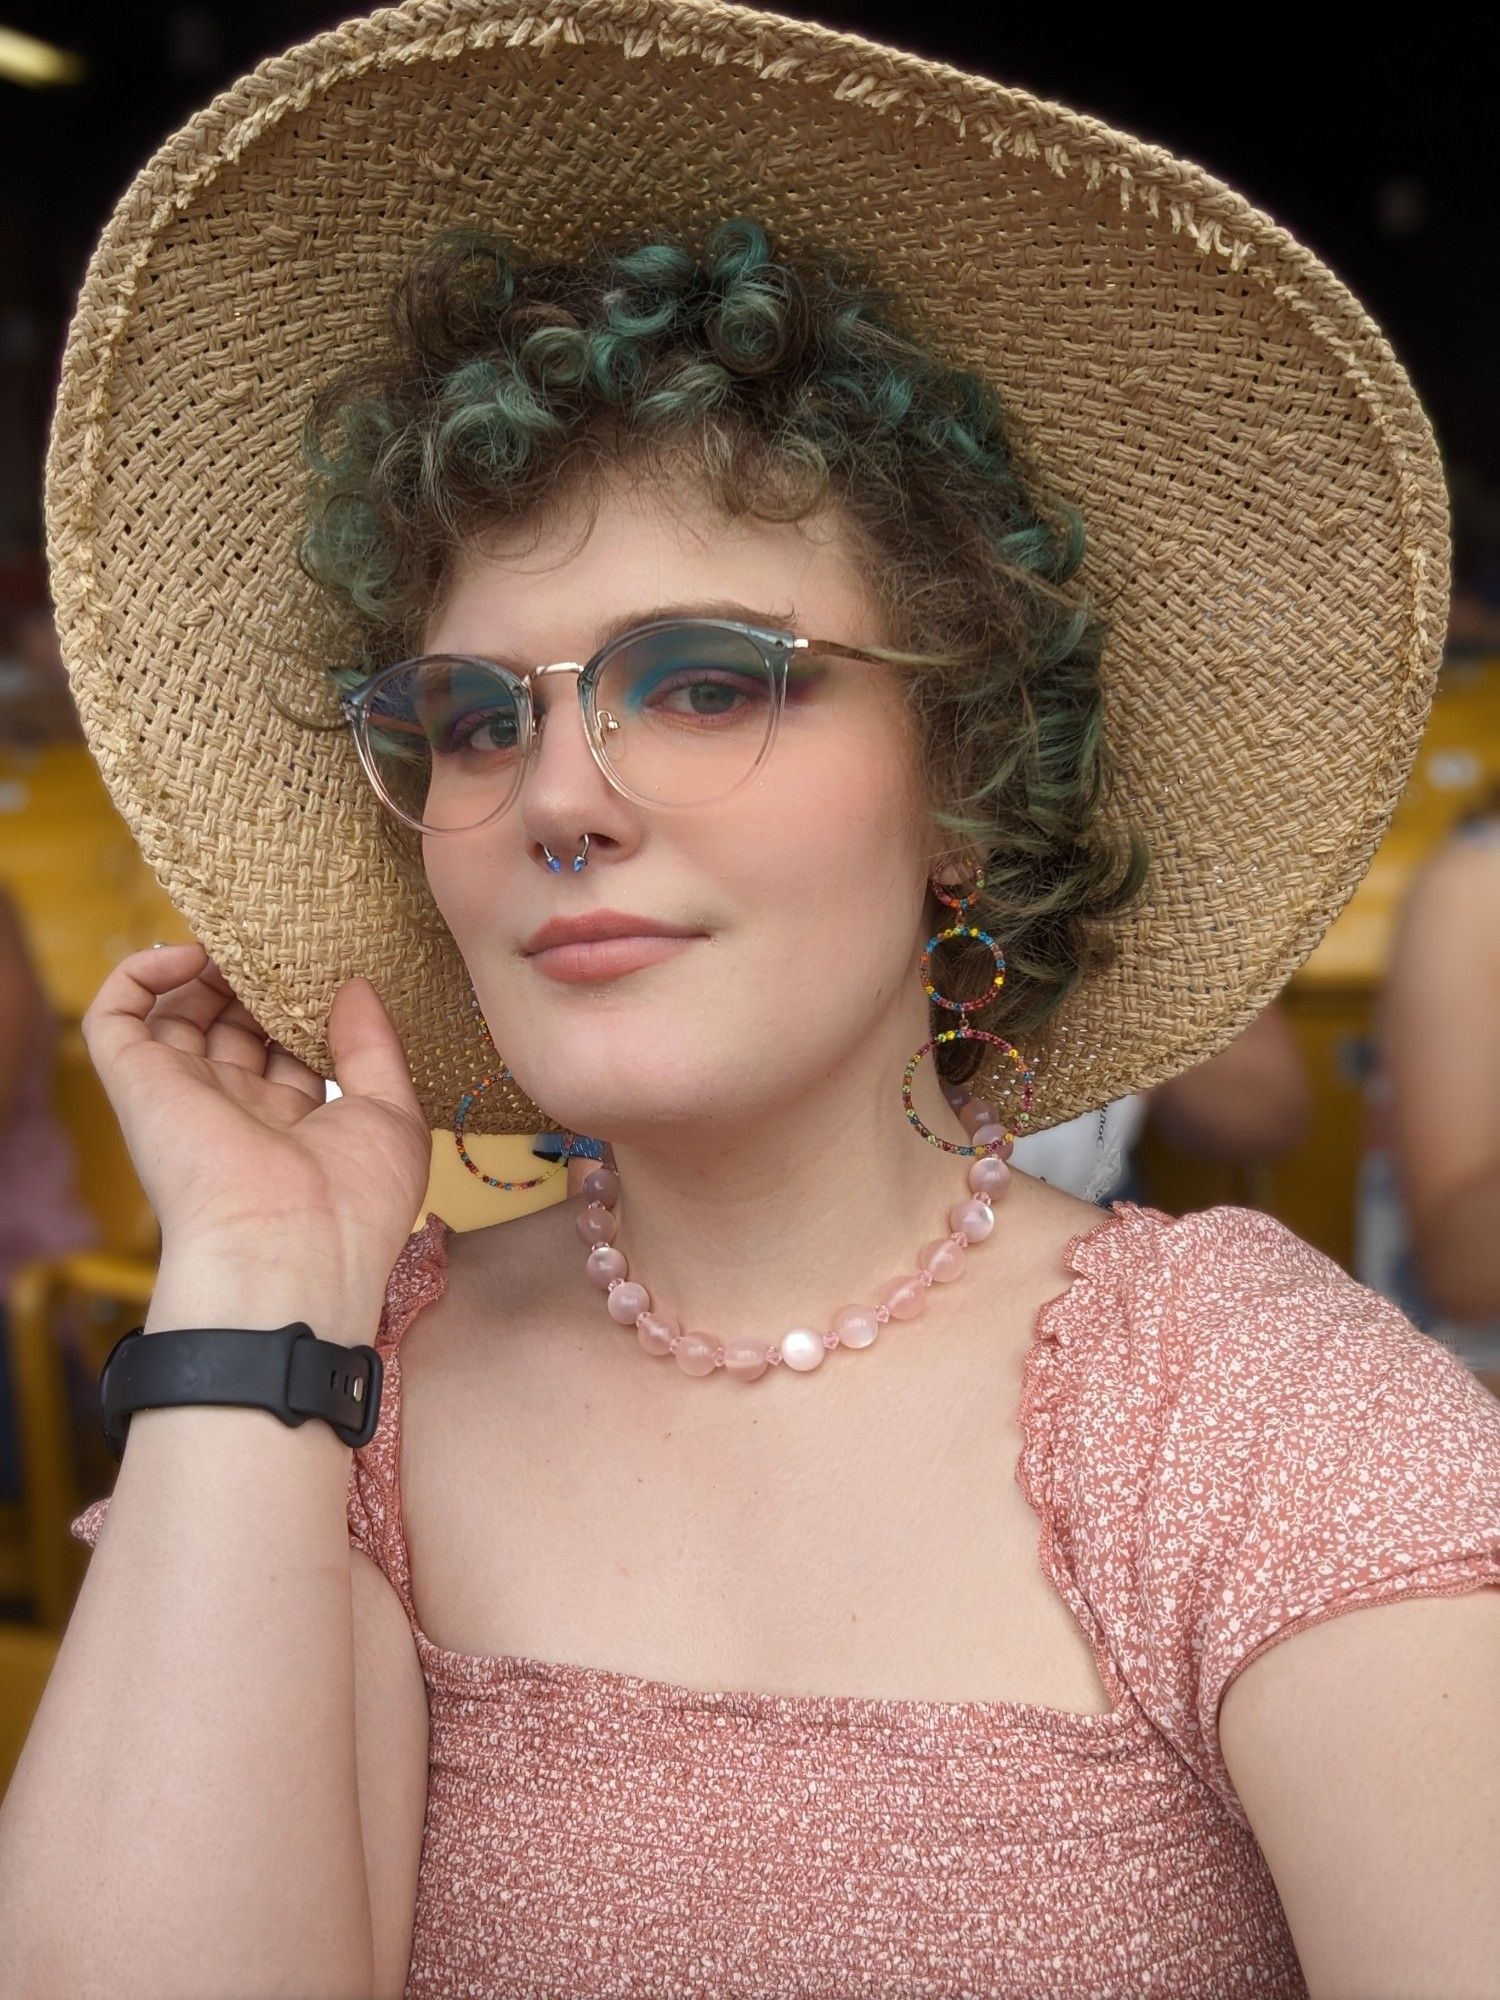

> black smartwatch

[{"left": 97, "top": 1323, "right": 384, "bottom": 1462}]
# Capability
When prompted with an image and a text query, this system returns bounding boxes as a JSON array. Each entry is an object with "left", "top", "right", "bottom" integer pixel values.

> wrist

[{"left": 145, "top": 1249, "right": 386, "bottom": 1349}]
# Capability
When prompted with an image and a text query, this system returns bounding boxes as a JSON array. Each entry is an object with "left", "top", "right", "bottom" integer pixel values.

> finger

[
  {"left": 326, "top": 976, "right": 423, "bottom": 1116},
  {"left": 203, "top": 996, "right": 288, "bottom": 1072},
  {"left": 148, "top": 955, "right": 266, "bottom": 1039},
  {"left": 264, "top": 1038, "right": 328, "bottom": 1107},
  {"left": 81, "top": 941, "right": 211, "bottom": 1071},
  {"left": 149, "top": 955, "right": 277, "bottom": 1063}
]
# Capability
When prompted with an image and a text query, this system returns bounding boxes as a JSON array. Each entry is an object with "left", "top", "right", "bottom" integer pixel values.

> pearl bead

[
  {"left": 674, "top": 1331, "right": 719, "bottom": 1376},
  {"left": 831, "top": 1304, "right": 880, "bottom": 1349},
  {"left": 949, "top": 1197, "right": 995, "bottom": 1242},
  {"left": 970, "top": 1121, "right": 1008, "bottom": 1149},
  {"left": 958, "top": 1097, "right": 997, "bottom": 1136},
  {"left": 636, "top": 1311, "right": 679, "bottom": 1356},
  {"left": 581, "top": 1165, "right": 620, "bottom": 1206},
  {"left": 723, "top": 1337, "right": 770, "bottom": 1381},
  {"left": 576, "top": 1202, "right": 617, "bottom": 1246},
  {"left": 968, "top": 1155, "right": 1012, "bottom": 1197},
  {"left": 918, "top": 1237, "right": 965, "bottom": 1282},
  {"left": 779, "top": 1328, "right": 827, "bottom": 1371},
  {"left": 880, "top": 1275, "right": 928, "bottom": 1319},
  {"left": 606, "top": 1280, "right": 650, "bottom": 1325},
  {"left": 586, "top": 1244, "right": 628, "bottom": 1288}
]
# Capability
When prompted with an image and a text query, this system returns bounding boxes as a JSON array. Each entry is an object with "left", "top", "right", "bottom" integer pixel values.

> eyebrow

[{"left": 460, "top": 598, "right": 802, "bottom": 671}]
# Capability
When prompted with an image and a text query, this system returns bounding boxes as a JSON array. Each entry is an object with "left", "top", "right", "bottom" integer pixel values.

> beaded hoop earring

[
  {"left": 902, "top": 864, "right": 1036, "bottom": 1158},
  {"left": 452, "top": 986, "right": 578, "bottom": 1192}
]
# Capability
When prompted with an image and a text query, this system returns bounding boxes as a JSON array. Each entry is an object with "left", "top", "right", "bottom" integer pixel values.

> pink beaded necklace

[{"left": 571, "top": 1091, "right": 1016, "bottom": 1383}]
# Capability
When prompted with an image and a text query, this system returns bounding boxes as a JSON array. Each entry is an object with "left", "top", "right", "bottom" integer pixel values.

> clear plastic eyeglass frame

[{"left": 337, "top": 615, "right": 899, "bottom": 833}]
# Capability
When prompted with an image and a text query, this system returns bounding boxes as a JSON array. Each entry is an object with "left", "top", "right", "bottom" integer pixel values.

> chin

[{"left": 513, "top": 1055, "right": 709, "bottom": 1134}]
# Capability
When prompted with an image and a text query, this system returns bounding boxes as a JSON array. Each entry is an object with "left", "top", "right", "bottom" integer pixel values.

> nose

[
  {"left": 524, "top": 672, "right": 604, "bottom": 788},
  {"left": 515, "top": 667, "right": 633, "bottom": 851}
]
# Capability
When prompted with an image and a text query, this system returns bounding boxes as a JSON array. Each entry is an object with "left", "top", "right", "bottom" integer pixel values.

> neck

[{"left": 584, "top": 1045, "right": 988, "bottom": 1351}]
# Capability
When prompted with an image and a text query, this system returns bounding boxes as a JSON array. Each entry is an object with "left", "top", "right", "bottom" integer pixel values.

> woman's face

[{"left": 419, "top": 462, "right": 942, "bottom": 1148}]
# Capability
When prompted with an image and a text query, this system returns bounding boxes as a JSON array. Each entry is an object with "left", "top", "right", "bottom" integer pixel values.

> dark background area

[{"left": 1, "top": 5, "right": 1494, "bottom": 593}]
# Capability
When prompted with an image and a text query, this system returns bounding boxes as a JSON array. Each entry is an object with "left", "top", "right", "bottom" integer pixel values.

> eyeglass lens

[{"left": 357, "top": 623, "right": 780, "bottom": 831}]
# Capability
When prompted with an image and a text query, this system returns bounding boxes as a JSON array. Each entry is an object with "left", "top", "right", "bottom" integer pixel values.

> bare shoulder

[
  {"left": 1000, "top": 1168, "right": 1129, "bottom": 1275},
  {"left": 444, "top": 1191, "right": 580, "bottom": 1286},
  {"left": 1397, "top": 826, "right": 1500, "bottom": 951},
  {"left": 411, "top": 1195, "right": 583, "bottom": 1354}
]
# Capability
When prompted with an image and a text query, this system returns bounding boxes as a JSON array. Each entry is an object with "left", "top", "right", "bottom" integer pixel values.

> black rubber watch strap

[{"left": 98, "top": 1323, "right": 383, "bottom": 1462}]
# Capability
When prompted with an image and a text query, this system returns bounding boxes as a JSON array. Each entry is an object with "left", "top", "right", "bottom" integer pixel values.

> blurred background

[{"left": 1, "top": 7, "right": 1497, "bottom": 1780}]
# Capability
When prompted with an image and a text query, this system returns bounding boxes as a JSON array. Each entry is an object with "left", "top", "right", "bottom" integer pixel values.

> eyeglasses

[{"left": 337, "top": 615, "right": 897, "bottom": 834}]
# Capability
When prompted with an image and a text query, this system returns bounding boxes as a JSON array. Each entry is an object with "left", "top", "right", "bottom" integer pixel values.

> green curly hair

[{"left": 291, "top": 215, "right": 1150, "bottom": 1090}]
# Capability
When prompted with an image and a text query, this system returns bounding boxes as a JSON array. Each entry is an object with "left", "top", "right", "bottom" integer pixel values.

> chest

[{"left": 396, "top": 1244, "right": 1118, "bottom": 1718}]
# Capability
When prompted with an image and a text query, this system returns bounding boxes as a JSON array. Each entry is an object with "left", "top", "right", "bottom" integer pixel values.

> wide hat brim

[{"left": 44, "top": 0, "right": 1449, "bottom": 1138}]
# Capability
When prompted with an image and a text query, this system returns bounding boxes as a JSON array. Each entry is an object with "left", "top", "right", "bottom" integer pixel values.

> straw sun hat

[{"left": 43, "top": 0, "right": 1449, "bottom": 1141}]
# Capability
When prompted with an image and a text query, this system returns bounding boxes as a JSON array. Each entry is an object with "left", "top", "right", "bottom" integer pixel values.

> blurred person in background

[
  {"left": 1358, "top": 777, "right": 1500, "bottom": 1387},
  {"left": 0, "top": 885, "right": 98, "bottom": 1504},
  {"left": 1015, "top": 996, "right": 1308, "bottom": 1202}
]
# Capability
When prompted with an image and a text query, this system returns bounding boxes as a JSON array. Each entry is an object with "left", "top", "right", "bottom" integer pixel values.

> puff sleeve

[{"left": 1051, "top": 1204, "right": 1500, "bottom": 1834}]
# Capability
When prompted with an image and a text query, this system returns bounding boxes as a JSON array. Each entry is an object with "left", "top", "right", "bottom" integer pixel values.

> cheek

[
  {"left": 421, "top": 836, "right": 493, "bottom": 946},
  {"left": 728, "top": 744, "right": 897, "bottom": 893},
  {"left": 421, "top": 839, "right": 456, "bottom": 924},
  {"left": 721, "top": 733, "right": 923, "bottom": 974}
]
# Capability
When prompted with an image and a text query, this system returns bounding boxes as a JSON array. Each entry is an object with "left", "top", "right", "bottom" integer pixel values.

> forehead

[{"left": 421, "top": 471, "right": 882, "bottom": 662}]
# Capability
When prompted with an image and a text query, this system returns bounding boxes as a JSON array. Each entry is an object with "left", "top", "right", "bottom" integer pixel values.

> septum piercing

[{"left": 543, "top": 834, "right": 592, "bottom": 873}]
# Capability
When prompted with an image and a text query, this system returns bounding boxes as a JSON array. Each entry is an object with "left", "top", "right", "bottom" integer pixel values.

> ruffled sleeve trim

[
  {"left": 374, "top": 1210, "right": 454, "bottom": 1355},
  {"left": 346, "top": 1210, "right": 454, "bottom": 1613},
  {"left": 1014, "top": 1199, "right": 1176, "bottom": 1715}
]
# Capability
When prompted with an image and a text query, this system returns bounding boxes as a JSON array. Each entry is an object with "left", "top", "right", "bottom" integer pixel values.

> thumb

[{"left": 327, "top": 976, "right": 424, "bottom": 1115}]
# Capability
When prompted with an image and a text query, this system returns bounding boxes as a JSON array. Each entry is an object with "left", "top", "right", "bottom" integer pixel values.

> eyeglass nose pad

[{"left": 529, "top": 676, "right": 618, "bottom": 785}]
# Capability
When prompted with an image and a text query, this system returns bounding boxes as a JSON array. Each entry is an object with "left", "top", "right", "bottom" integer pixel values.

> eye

[
  {"left": 437, "top": 705, "right": 520, "bottom": 753},
  {"left": 634, "top": 669, "right": 768, "bottom": 718}
]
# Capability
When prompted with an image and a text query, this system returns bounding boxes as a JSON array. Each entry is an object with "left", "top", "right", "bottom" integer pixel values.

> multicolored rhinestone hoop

[
  {"left": 452, "top": 986, "right": 576, "bottom": 1192},
  {"left": 919, "top": 875, "right": 1007, "bottom": 1015},
  {"left": 902, "top": 1027, "right": 1036, "bottom": 1157},
  {"left": 903, "top": 865, "right": 1037, "bottom": 1158}
]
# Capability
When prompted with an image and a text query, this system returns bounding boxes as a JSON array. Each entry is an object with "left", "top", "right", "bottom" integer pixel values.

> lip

[
  {"left": 528, "top": 934, "right": 700, "bottom": 983},
  {"left": 522, "top": 909, "right": 703, "bottom": 954}
]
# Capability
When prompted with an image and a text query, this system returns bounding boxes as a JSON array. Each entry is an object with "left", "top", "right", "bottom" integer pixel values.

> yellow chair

[
  {"left": 4, "top": 1025, "right": 160, "bottom": 1631},
  {"left": 0, "top": 1620, "right": 60, "bottom": 1804},
  {"left": 7, "top": 1255, "right": 154, "bottom": 1633},
  {"left": 0, "top": 740, "right": 194, "bottom": 1018},
  {"left": 0, "top": 747, "right": 181, "bottom": 1628}
]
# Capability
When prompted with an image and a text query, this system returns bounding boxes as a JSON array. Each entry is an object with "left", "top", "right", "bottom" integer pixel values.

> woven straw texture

[{"left": 44, "top": 0, "right": 1449, "bottom": 1137}]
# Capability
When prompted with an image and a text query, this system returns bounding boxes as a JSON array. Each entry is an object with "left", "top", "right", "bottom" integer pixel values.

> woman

[
  {"left": 3, "top": 4, "right": 1495, "bottom": 1995},
  {"left": 1358, "top": 778, "right": 1500, "bottom": 1387}
]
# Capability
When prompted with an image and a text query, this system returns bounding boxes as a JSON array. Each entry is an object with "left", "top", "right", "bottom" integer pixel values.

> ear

[{"left": 929, "top": 851, "right": 984, "bottom": 899}]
